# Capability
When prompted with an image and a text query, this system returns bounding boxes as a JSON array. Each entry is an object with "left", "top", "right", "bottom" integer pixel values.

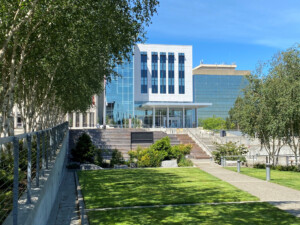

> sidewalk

[
  {"left": 47, "top": 170, "right": 80, "bottom": 225},
  {"left": 193, "top": 160, "right": 300, "bottom": 217}
]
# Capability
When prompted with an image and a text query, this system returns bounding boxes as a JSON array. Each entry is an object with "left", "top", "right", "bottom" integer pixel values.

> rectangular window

[
  {"left": 152, "top": 52, "right": 158, "bottom": 93},
  {"left": 160, "top": 53, "right": 166, "bottom": 94},
  {"left": 168, "top": 53, "right": 174, "bottom": 94},
  {"left": 141, "top": 52, "right": 147, "bottom": 93},
  {"left": 179, "top": 53, "right": 185, "bottom": 94}
]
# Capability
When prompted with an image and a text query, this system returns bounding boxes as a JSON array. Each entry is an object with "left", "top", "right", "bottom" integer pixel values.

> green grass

[
  {"left": 226, "top": 167, "right": 300, "bottom": 191},
  {"left": 88, "top": 203, "right": 300, "bottom": 225},
  {"left": 78, "top": 168, "right": 258, "bottom": 209}
]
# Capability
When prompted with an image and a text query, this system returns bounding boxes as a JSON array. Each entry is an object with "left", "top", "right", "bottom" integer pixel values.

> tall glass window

[
  {"left": 141, "top": 52, "right": 147, "bottom": 93},
  {"left": 179, "top": 53, "right": 185, "bottom": 94},
  {"left": 152, "top": 52, "right": 158, "bottom": 93},
  {"left": 160, "top": 53, "right": 166, "bottom": 94},
  {"left": 168, "top": 53, "right": 174, "bottom": 94}
]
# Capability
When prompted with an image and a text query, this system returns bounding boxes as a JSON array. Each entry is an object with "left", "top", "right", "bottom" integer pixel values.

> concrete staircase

[
  {"left": 176, "top": 134, "right": 210, "bottom": 159},
  {"left": 69, "top": 129, "right": 180, "bottom": 159}
]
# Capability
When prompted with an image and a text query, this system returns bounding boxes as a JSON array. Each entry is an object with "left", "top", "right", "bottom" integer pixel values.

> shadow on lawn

[
  {"left": 88, "top": 202, "right": 300, "bottom": 225},
  {"left": 78, "top": 168, "right": 257, "bottom": 209}
]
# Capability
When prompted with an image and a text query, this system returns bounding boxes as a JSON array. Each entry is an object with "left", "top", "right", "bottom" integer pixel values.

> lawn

[
  {"left": 78, "top": 168, "right": 258, "bottom": 209},
  {"left": 88, "top": 203, "right": 300, "bottom": 225},
  {"left": 226, "top": 167, "right": 300, "bottom": 191},
  {"left": 79, "top": 168, "right": 300, "bottom": 224}
]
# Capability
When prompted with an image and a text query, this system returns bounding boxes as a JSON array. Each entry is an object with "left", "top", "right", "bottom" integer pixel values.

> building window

[
  {"left": 151, "top": 52, "right": 158, "bottom": 93},
  {"left": 141, "top": 52, "right": 147, "bottom": 93},
  {"left": 179, "top": 53, "right": 185, "bottom": 94},
  {"left": 90, "top": 112, "right": 94, "bottom": 127},
  {"left": 83, "top": 113, "right": 87, "bottom": 127},
  {"left": 160, "top": 53, "right": 166, "bottom": 94},
  {"left": 168, "top": 53, "right": 174, "bottom": 94}
]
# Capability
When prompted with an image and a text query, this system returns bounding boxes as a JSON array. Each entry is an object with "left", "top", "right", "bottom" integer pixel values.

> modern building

[
  {"left": 193, "top": 64, "right": 249, "bottom": 120},
  {"left": 104, "top": 44, "right": 211, "bottom": 128}
]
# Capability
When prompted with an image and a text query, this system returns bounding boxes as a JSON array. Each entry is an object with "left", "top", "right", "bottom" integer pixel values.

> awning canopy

[{"left": 138, "top": 102, "right": 212, "bottom": 109}]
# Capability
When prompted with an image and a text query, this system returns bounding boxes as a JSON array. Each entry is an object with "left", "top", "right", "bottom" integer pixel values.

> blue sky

[{"left": 145, "top": 0, "right": 300, "bottom": 72}]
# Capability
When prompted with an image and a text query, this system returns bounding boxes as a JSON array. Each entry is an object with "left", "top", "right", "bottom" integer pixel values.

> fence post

[
  {"left": 42, "top": 131, "right": 46, "bottom": 174},
  {"left": 237, "top": 159, "right": 241, "bottom": 173},
  {"left": 49, "top": 129, "right": 52, "bottom": 161},
  {"left": 36, "top": 132, "right": 40, "bottom": 187},
  {"left": 26, "top": 134, "right": 32, "bottom": 204},
  {"left": 13, "top": 137, "right": 19, "bottom": 225},
  {"left": 266, "top": 163, "right": 271, "bottom": 181}
]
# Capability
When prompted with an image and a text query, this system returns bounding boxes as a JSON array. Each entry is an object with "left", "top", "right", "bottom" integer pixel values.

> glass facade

[
  {"left": 179, "top": 53, "right": 185, "bottom": 94},
  {"left": 160, "top": 53, "right": 166, "bottom": 94},
  {"left": 193, "top": 74, "right": 248, "bottom": 119},
  {"left": 106, "top": 54, "right": 134, "bottom": 125},
  {"left": 151, "top": 52, "right": 158, "bottom": 93},
  {"left": 168, "top": 53, "right": 174, "bottom": 94},
  {"left": 141, "top": 52, "right": 147, "bottom": 93}
]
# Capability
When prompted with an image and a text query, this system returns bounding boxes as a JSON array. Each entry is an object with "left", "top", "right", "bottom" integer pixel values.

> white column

[
  {"left": 152, "top": 107, "right": 155, "bottom": 128},
  {"left": 167, "top": 107, "right": 169, "bottom": 128},
  {"left": 182, "top": 107, "right": 185, "bottom": 128},
  {"left": 87, "top": 112, "right": 90, "bottom": 127},
  {"left": 195, "top": 108, "right": 198, "bottom": 127},
  {"left": 72, "top": 113, "right": 76, "bottom": 128},
  {"left": 79, "top": 113, "right": 83, "bottom": 128}
]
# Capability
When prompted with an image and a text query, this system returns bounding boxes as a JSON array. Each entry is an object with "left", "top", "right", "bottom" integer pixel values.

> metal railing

[{"left": 0, "top": 122, "right": 68, "bottom": 225}]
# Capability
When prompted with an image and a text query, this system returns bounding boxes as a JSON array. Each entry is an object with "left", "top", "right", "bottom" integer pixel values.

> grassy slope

[
  {"left": 226, "top": 167, "right": 300, "bottom": 191},
  {"left": 78, "top": 168, "right": 258, "bottom": 209},
  {"left": 88, "top": 203, "right": 300, "bottom": 225}
]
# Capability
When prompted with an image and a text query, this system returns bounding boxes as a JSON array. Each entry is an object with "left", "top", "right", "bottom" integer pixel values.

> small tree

[
  {"left": 201, "top": 116, "right": 226, "bottom": 130},
  {"left": 213, "top": 141, "right": 248, "bottom": 164},
  {"left": 71, "top": 133, "right": 96, "bottom": 163}
]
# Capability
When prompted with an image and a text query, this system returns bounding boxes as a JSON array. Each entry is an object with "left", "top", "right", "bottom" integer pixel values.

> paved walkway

[
  {"left": 47, "top": 170, "right": 80, "bottom": 225},
  {"left": 193, "top": 160, "right": 300, "bottom": 217}
]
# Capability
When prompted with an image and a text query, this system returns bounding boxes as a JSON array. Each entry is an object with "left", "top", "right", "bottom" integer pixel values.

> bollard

[
  {"left": 221, "top": 157, "right": 224, "bottom": 167},
  {"left": 237, "top": 160, "right": 241, "bottom": 173},
  {"left": 286, "top": 156, "right": 289, "bottom": 166},
  {"left": 266, "top": 163, "right": 271, "bottom": 181},
  {"left": 224, "top": 157, "right": 226, "bottom": 167}
]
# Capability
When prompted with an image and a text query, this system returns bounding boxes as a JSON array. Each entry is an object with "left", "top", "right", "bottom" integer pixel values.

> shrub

[
  {"left": 178, "top": 157, "right": 193, "bottom": 167},
  {"left": 253, "top": 163, "right": 266, "bottom": 169},
  {"left": 71, "top": 133, "right": 96, "bottom": 163},
  {"left": 170, "top": 144, "right": 192, "bottom": 160},
  {"left": 212, "top": 141, "right": 248, "bottom": 164},
  {"left": 129, "top": 146, "right": 167, "bottom": 167},
  {"left": 110, "top": 149, "right": 125, "bottom": 167},
  {"left": 151, "top": 136, "right": 172, "bottom": 155}
]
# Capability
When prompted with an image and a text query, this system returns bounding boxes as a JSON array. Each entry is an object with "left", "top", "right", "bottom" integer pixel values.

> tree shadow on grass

[
  {"left": 88, "top": 203, "right": 300, "bottom": 225},
  {"left": 78, "top": 168, "right": 257, "bottom": 209}
]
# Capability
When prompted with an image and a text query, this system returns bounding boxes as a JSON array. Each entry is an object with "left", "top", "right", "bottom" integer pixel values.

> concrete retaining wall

[{"left": 4, "top": 131, "right": 69, "bottom": 225}]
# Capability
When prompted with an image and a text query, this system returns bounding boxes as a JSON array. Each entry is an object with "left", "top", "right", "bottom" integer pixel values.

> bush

[
  {"left": 71, "top": 133, "right": 97, "bottom": 163},
  {"left": 253, "top": 163, "right": 266, "bottom": 169},
  {"left": 129, "top": 146, "right": 167, "bottom": 167},
  {"left": 129, "top": 137, "right": 192, "bottom": 168},
  {"left": 212, "top": 141, "right": 248, "bottom": 165},
  {"left": 178, "top": 157, "right": 193, "bottom": 167},
  {"left": 170, "top": 144, "right": 192, "bottom": 160},
  {"left": 110, "top": 149, "right": 125, "bottom": 167}
]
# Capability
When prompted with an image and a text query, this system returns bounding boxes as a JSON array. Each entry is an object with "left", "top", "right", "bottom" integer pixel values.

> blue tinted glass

[
  {"left": 178, "top": 53, "right": 185, "bottom": 94},
  {"left": 106, "top": 54, "right": 134, "bottom": 124},
  {"left": 168, "top": 53, "right": 174, "bottom": 94},
  {"left": 152, "top": 52, "right": 158, "bottom": 93},
  {"left": 193, "top": 74, "right": 248, "bottom": 120}
]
